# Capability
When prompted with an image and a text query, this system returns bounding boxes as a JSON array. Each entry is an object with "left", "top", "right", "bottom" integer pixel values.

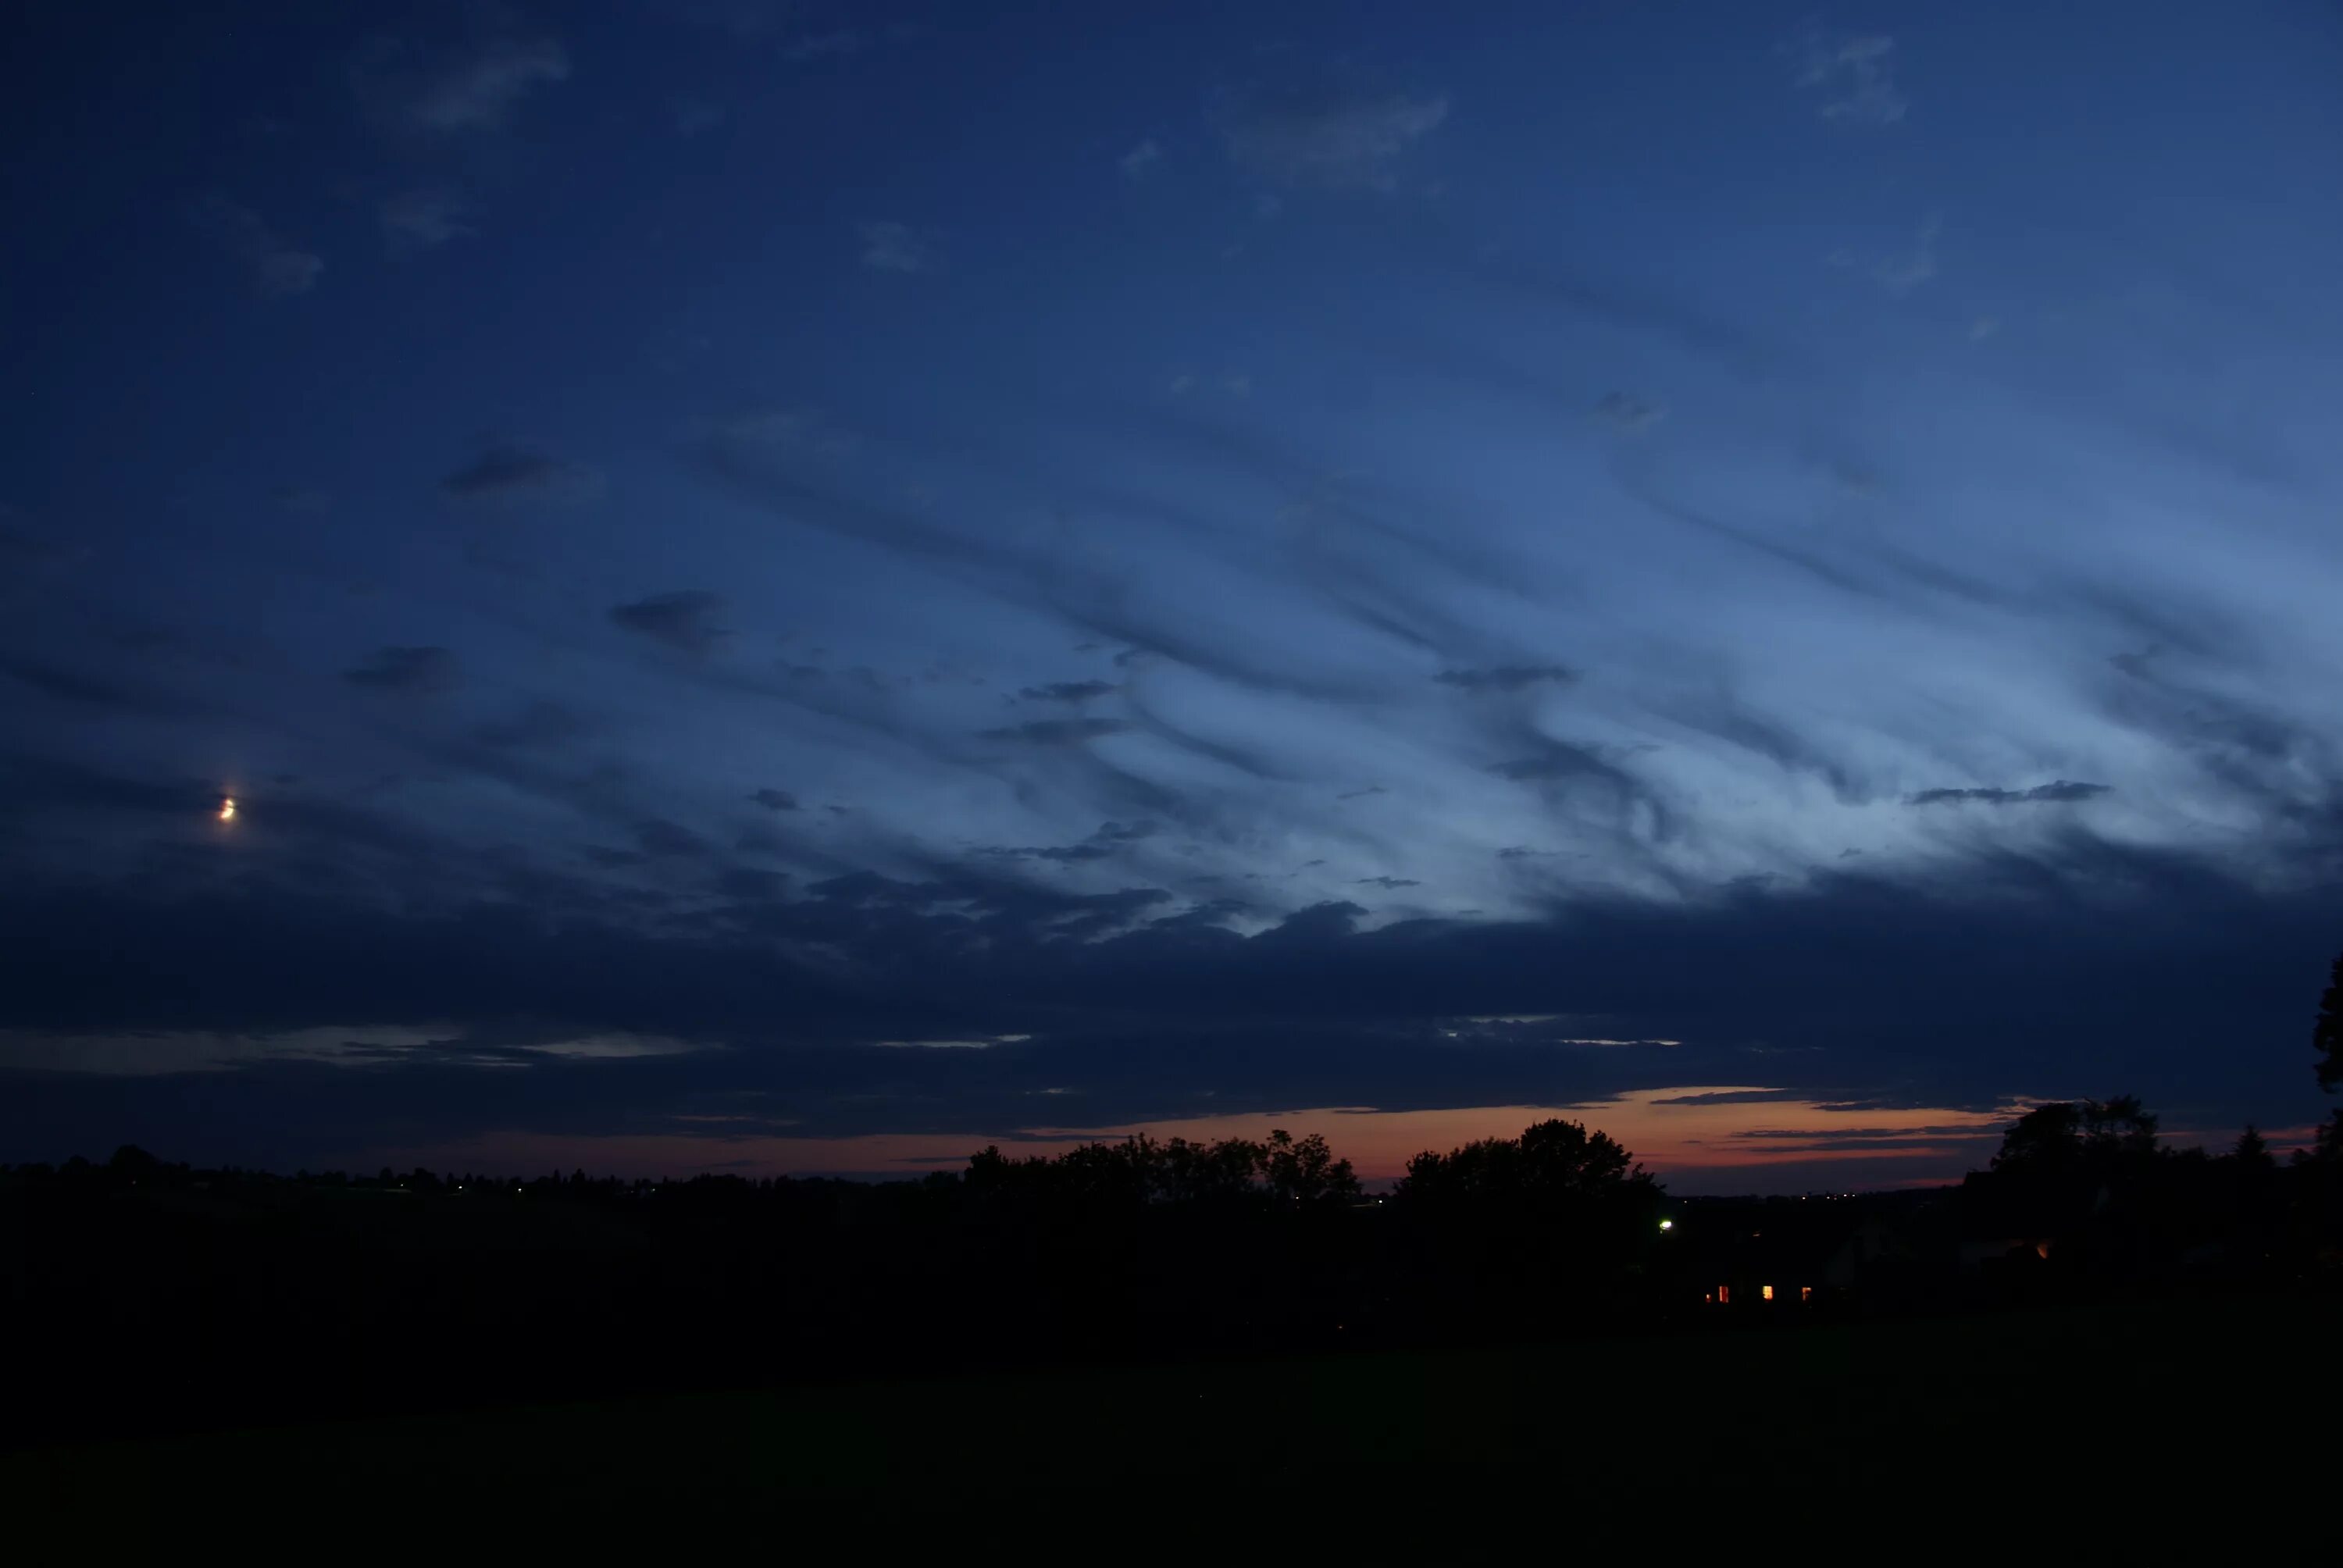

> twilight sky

[{"left": 5, "top": 1, "right": 2341, "bottom": 1191}]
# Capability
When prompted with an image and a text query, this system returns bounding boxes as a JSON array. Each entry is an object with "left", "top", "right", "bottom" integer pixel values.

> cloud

[
  {"left": 983, "top": 818, "right": 1164, "bottom": 865},
  {"left": 1118, "top": 139, "right": 1162, "bottom": 179},
  {"left": 633, "top": 818, "right": 708, "bottom": 858},
  {"left": 1165, "top": 371, "right": 1254, "bottom": 400},
  {"left": 1968, "top": 315, "right": 2001, "bottom": 342},
  {"left": 376, "top": 35, "right": 571, "bottom": 133},
  {"left": 3, "top": 821, "right": 2336, "bottom": 1176},
  {"left": 672, "top": 99, "right": 727, "bottom": 137},
  {"left": 1830, "top": 213, "right": 1940, "bottom": 296},
  {"left": 187, "top": 195, "right": 320, "bottom": 296},
  {"left": 678, "top": 1, "right": 790, "bottom": 36},
  {"left": 0, "top": 654, "right": 156, "bottom": 712},
  {"left": 1489, "top": 750, "right": 1603, "bottom": 783},
  {"left": 749, "top": 788, "right": 801, "bottom": 812},
  {"left": 474, "top": 700, "right": 588, "bottom": 751},
  {"left": 380, "top": 189, "right": 474, "bottom": 251},
  {"left": 859, "top": 221, "right": 931, "bottom": 273},
  {"left": 984, "top": 841, "right": 1109, "bottom": 866},
  {"left": 342, "top": 646, "right": 462, "bottom": 695},
  {"left": 1906, "top": 782, "right": 2114, "bottom": 807},
  {"left": 1877, "top": 214, "right": 1939, "bottom": 294},
  {"left": 1792, "top": 30, "right": 1908, "bottom": 125},
  {"left": 785, "top": 30, "right": 865, "bottom": 62},
  {"left": 1214, "top": 75, "right": 1449, "bottom": 191},
  {"left": 440, "top": 444, "right": 601, "bottom": 503},
  {"left": 1595, "top": 392, "right": 1664, "bottom": 433},
  {"left": 1435, "top": 665, "right": 1577, "bottom": 694},
  {"left": 707, "top": 405, "right": 851, "bottom": 460},
  {"left": 1018, "top": 681, "right": 1119, "bottom": 704},
  {"left": 1337, "top": 786, "right": 1387, "bottom": 801},
  {"left": 977, "top": 718, "right": 1131, "bottom": 747},
  {"left": 1355, "top": 876, "right": 1420, "bottom": 889},
  {"left": 608, "top": 591, "right": 729, "bottom": 656}
]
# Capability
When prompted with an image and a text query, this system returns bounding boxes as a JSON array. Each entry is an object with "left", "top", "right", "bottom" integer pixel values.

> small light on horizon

[
  {"left": 1658, "top": 1218, "right": 1674, "bottom": 1231},
  {"left": 218, "top": 796, "right": 236, "bottom": 822}
]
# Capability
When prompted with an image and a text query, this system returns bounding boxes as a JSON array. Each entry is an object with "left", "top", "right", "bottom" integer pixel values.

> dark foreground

[{"left": 5, "top": 1291, "right": 2323, "bottom": 1541}]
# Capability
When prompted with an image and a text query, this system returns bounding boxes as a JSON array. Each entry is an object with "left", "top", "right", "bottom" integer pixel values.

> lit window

[
  {"left": 1717, "top": 1285, "right": 1730, "bottom": 1304},
  {"left": 1799, "top": 1286, "right": 1813, "bottom": 1303},
  {"left": 1761, "top": 1285, "right": 1774, "bottom": 1302}
]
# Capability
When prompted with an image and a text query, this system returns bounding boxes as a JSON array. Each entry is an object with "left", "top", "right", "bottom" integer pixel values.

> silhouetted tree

[
  {"left": 2232, "top": 1124, "right": 2273, "bottom": 1171},
  {"left": 2080, "top": 1096, "right": 2159, "bottom": 1158},
  {"left": 1990, "top": 1103, "right": 2084, "bottom": 1174},
  {"left": 1262, "top": 1129, "right": 1359, "bottom": 1204},
  {"left": 2301, "top": 1110, "right": 2343, "bottom": 1166},
  {"left": 1992, "top": 1097, "right": 2157, "bottom": 1176},
  {"left": 2316, "top": 950, "right": 2343, "bottom": 1093},
  {"left": 1397, "top": 1118, "right": 1660, "bottom": 1215}
]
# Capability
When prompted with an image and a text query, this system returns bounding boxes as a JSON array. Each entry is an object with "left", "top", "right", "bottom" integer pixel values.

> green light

[{"left": 1659, "top": 1219, "right": 1674, "bottom": 1231}]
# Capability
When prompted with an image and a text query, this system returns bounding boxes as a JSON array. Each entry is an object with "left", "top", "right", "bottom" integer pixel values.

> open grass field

[{"left": 7, "top": 1291, "right": 2323, "bottom": 1543}]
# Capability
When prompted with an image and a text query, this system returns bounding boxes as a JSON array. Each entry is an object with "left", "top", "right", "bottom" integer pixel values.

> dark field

[{"left": 8, "top": 1291, "right": 2321, "bottom": 1541}]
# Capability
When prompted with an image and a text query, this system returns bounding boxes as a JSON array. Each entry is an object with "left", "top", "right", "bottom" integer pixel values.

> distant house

[
  {"left": 1673, "top": 1195, "right": 1944, "bottom": 1310},
  {"left": 1681, "top": 1206, "right": 1851, "bottom": 1309},
  {"left": 1956, "top": 1236, "right": 2053, "bottom": 1270}
]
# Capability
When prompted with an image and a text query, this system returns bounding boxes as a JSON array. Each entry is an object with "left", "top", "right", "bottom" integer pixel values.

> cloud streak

[
  {"left": 188, "top": 195, "right": 320, "bottom": 296},
  {"left": 608, "top": 592, "right": 729, "bottom": 656},
  {"left": 1906, "top": 782, "right": 2114, "bottom": 807}
]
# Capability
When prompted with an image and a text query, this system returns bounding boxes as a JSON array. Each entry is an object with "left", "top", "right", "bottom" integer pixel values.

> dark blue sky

[{"left": 5, "top": 1, "right": 2340, "bottom": 1189}]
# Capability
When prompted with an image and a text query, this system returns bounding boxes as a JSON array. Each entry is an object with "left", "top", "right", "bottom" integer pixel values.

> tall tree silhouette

[
  {"left": 1990, "top": 1103, "right": 2084, "bottom": 1174},
  {"left": 2315, "top": 949, "right": 2343, "bottom": 1093},
  {"left": 2079, "top": 1096, "right": 2159, "bottom": 1158}
]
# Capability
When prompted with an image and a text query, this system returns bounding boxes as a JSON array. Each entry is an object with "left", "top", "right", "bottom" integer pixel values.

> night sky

[{"left": 5, "top": 2, "right": 2341, "bottom": 1192}]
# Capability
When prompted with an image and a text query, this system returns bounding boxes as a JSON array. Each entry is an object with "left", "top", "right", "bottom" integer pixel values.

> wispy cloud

[
  {"left": 858, "top": 220, "right": 931, "bottom": 273},
  {"left": 1018, "top": 681, "right": 1119, "bottom": 704},
  {"left": 784, "top": 30, "right": 865, "bottom": 63},
  {"left": 1214, "top": 73, "right": 1448, "bottom": 191},
  {"left": 1595, "top": 391, "right": 1665, "bottom": 433},
  {"left": 1435, "top": 665, "right": 1577, "bottom": 694},
  {"left": 440, "top": 445, "right": 602, "bottom": 504},
  {"left": 343, "top": 646, "right": 462, "bottom": 695},
  {"left": 672, "top": 99, "right": 727, "bottom": 137},
  {"left": 1791, "top": 29, "right": 1908, "bottom": 125},
  {"left": 371, "top": 34, "right": 571, "bottom": 133},
  {"left": 979, "top": 718, "right": 1131, "bottom": 747},
  {"left": 187, "top": 195, "right": 320, "bottom": 296},
  {"left": 1119, "top": 138, "right": 1162, "bottom": 179},
  {"left": 608, "top": 591, "right": 729, "bottom": 657},
  {"left": 380, "top": 188, "right": 475, "bottom": 252},
  {"left": 1834, "top": 212, "right": 1942, "bottom": 295},
  {"left": 1906, "top": 781, "right": 2113, "bottom": 807}
]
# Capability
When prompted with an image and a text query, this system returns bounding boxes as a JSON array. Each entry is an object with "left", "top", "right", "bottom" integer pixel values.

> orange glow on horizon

[{"left": 374, "top": 1085, "right": 2020, "bottom": 1188}]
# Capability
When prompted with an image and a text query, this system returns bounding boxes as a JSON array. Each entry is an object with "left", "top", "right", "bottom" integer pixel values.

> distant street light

[{"left": 1658, "top": 1219, "right": 1674, "bottom": 1231}]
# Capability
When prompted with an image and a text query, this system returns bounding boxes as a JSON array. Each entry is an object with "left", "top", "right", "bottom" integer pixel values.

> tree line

[{"left": 4, "top": 945, "right": 2340, "bottom": 1442}]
